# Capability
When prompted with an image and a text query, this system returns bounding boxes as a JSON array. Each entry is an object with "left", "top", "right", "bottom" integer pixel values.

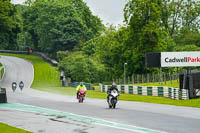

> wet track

[{"left": 0, "top": 55, "right": 200, "bottom": 133}]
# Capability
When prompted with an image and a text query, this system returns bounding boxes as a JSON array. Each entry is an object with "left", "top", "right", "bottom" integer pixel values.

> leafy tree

[
  {"left": 181, "top": 0, "right": 200, "bottom": 31},
  {"left": 22, "top": 1, "right": 40, "bottom": 51},
  {"left": 175, "top": 27, "right": 200, "bottom": 46},
  {"left": 69, "top": 0, "right": 104, "bottom": 39},
  {"left": 82, "top": 25, "right": 131, "bottom": 79},
  {"left": 36, "top": 1, "right": 87, "bottom": 56},
  {"left": 0, "top": 0, "right": 20, "bottom": 49},
  {"left": 22, "top": 0, "right": 103, "bottom": 57},
  {"left": 165, "top": 0, "right": 200, "bottom": 37},
  {"left": 175, "top": 44, "right": 200, "bottom": 51},
  {"left": 77, "top": 0, "right": 200, "bottom": 81},
  {"left": 58, "top": 52, "right": 108, "bottom": 83},
  {"left": 124, "top": 0, "right": 171, "bottom": 74}
]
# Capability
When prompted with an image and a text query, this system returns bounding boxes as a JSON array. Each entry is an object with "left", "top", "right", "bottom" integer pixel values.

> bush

[{"left": 58, "top": 52, "right": 108, "bottom": 83}]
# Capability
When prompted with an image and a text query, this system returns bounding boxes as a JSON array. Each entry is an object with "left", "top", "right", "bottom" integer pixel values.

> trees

[
  {"left": 124, "top": 0, "right": 171, "bottom": 74},
  {"left": 22, "top": 0, "right": 103, "bottom": 57},
  {"left": 82, "top": 25, "right": 130, "bottom": 79},
  {"left": 0, "top": 0, "right": 20, "bottom": 49},
  {"left": 175, "top": 28, "right": 200, "bottom": 46},
  {"left": 65, "top": 0, "right": 200, "bottom": 82},
  {"left": 2, "top": 0, "right": 200, "bottom": 83},
  {"left": 168, "top": 0, "right": 200, "bottom": 49},
  {"left": 58, "top": 52, "right": 108, "bottom": 83}
]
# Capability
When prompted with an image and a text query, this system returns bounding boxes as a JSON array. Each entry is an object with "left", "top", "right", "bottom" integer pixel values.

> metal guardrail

[
  {"left": 0, "top": 50, "right": 28, "bottom": 54},
  {"left": 33, "top": 52, "right": 58, "bottom": 66},
  {"left": 0, "top": 50, "right": 58, "bottom": 67}
]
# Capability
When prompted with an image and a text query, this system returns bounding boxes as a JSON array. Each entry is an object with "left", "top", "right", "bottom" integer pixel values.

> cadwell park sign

[
  {"left": 161, "top": 52, "right": 200, "bottom": 67},
  {"left": 146, "top": 52, "right": 200, "bottom": 99},
  {"left": 146, "top": 52, "right": 200, "bottom": 68}
]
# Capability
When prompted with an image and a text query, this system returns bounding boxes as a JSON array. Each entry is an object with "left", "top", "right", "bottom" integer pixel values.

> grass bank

[
  {"left": 132, "top": 80, "right": 179, "bottom": 88},
  {"left": 0, "top": 53, "right": 60, "bottom": 89},
  {"left": 0, "top": 53, "right": 200, "bottom": 108},
  {"left": 0, "top": 122, "right": 32, "bottom": 133},
  {"left": 0, "top": 62, "right": 4, "bottom": 79}
]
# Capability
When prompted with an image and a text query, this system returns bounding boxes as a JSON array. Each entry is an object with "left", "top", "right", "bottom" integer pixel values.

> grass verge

[
  {"left": 43, "top": 87, "right": 200, "bottom": 108},
  {"left": 1, "top": 67, "right": 4, "bottom": 79},
  {"left": 0, "top": 122, "right": 32, "bottom": 133},
  {"left": 0, "top": 62, "right": 4, "bottom": 79},
  {"left": 131, "top": 80, "right": 179, "bottom": 88},
  {"left": 0, "top": 53, "right": 60, "bottom": 88},
  {"left": 0, "top": 53, "right": 200, "bottom": 108}
]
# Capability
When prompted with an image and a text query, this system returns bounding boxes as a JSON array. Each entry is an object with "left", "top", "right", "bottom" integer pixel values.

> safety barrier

[
  {"left": 99, "top": 84, "right": 189, "bottom": 100},
  {"left": 33, "top": 52, "right": 58, "bottom": 66},
  {"left": 0, "top": 50, "right": 58, "bottom": 67}
]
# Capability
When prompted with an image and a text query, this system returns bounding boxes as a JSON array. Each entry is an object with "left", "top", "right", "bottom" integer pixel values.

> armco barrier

[
  {"left": 99, "top": 84, "right": 189, "bottom": 100},
  {"left": 33, "top": 52, "right": 58, "bottom": 66},
  {"left": 0, "top": 50, "right": 58, "bottom": 67},
  {"left": 0, "top": 50, "right": 28, "bottom": 54}
]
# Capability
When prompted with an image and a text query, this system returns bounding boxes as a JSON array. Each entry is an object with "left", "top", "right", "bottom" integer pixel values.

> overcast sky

[{"left": 11, "top": 0, "right": 128, "bottom": 26}]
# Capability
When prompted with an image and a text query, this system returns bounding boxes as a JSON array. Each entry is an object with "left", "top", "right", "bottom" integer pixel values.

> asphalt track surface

[{"left": 0, "top": 55, "right": 200, "bottom": 133}]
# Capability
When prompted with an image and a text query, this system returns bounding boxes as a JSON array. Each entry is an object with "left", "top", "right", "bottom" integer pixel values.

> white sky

[
  {"left": 11, "top": 0, "right": 128, "bottom": 26},
  {"left": 83, "top": 0, "right": 128, "bottom": 26}
]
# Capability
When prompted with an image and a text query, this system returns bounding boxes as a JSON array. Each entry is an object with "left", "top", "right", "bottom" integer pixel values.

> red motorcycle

[{"left": 78, "top": 90, "right": 86, "bottom": 103}]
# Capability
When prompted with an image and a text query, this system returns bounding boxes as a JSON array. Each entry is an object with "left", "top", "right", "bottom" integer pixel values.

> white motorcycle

[{"left": 107, "top": 89, "right": 119, "bottom": 109}]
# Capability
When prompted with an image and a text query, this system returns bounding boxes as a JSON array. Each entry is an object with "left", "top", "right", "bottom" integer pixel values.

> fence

[
  {"left": 0, "top": 50, "right": 58, "bottom": 67},
  {"left": 114, "top": 72, "right": 179, "bottom": 85},
  {"left": 99, "top": 84, "right": 189, "bottom": 100}
]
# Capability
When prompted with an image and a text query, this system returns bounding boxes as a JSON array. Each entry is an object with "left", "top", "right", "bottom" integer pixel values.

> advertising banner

[{"left": 161, "top": 52, "right": 200, "bottom": 67}]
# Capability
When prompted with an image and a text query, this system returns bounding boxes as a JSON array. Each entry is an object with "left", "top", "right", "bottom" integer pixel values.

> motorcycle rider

[
  {"left": 107, "top": 83, "right": 119, "bottom": 103},
  {"left": 76, "top": 82, "right": 87, "bottom": 99}
]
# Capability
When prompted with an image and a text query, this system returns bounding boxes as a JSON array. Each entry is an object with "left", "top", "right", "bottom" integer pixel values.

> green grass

[
  {"left": 37, "top": 86, "right": 200, "bottom": 108},
  {"left": 119, "top": 94, "right": 200, "bottom": 108},
  {"left": 34, "top": 86, "right": 107, "bottom": 99},
  {"left": 131, "top": 80, "right": 179, "bottom": 88},
  {"left": 0, "top": 62, "right": 4, "bottom": 79},
  {"left": 0, "top": 122, "right": 32, "bottom": 133},
  {"left": 1, "top": 67, "right": 4, "bottom": 79},
  {"left": 1, "top": 53, "right": 200, "bottom": 108},
  {"left": 0, "top": 53, "right": 60, "bottom": 89}
]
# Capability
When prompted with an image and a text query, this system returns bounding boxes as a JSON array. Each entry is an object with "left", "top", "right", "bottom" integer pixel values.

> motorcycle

[
  {"left": 78, "top": 90, "right": 86, "bottom": 103},
  {"left": 108, "top": 89, "right": 119, "bottom": 109}
]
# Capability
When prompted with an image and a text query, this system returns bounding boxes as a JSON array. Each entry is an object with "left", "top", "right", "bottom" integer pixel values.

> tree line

[{"left": 1, "top": 0, "right": 200, "bottom": 83}]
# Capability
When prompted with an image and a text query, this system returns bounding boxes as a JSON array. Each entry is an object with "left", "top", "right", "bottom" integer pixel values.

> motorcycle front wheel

[
  {"left": 79, "top": 97, "right": 83, "bottom": 103},
  {"left": 113, "top": 103, "right": 116, "bottom": 109}
]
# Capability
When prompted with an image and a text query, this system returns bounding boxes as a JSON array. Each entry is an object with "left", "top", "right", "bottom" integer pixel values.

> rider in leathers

[
  {"left": 76, "top": 82, "right": 87, "bottom": 99},
  {"left": 107, "top": 84, "right": 119, "bottom": 103}
]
